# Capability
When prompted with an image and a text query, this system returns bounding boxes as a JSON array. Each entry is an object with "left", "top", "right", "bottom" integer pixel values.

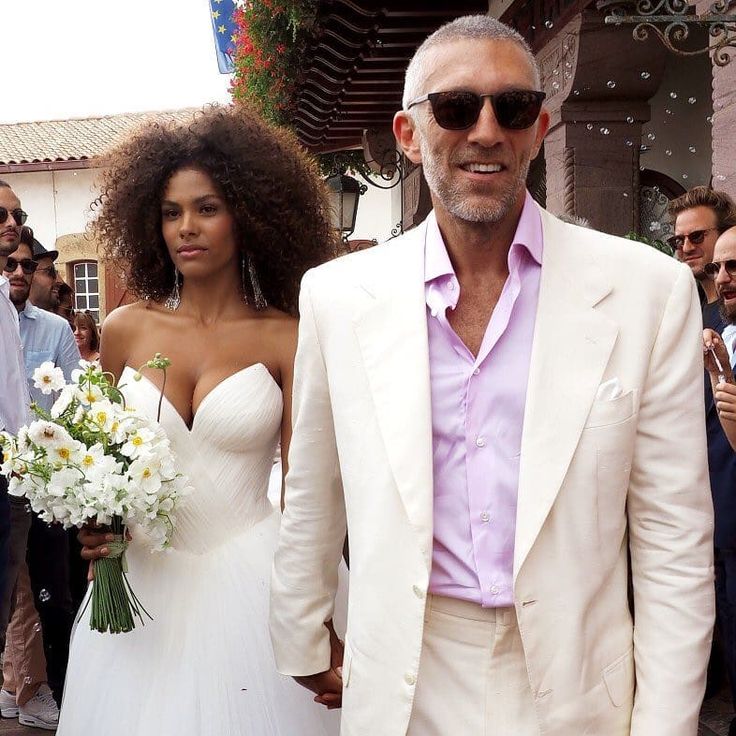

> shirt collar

[
  {"left": 20, "top": 301, "right": 40, "bottom": 320},
  {"left": 424, "top": 190, "right": 543, "bottom": 285}
]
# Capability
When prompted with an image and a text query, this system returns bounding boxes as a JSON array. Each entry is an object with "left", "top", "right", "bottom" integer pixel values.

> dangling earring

[
  {"left": 165, "top": 267, "right": 181, "bottom": 311},
  {"left": 246, "top": 252, "right": 267, "bottom": 311},
  {"left": 241, "top": 254, "right": 249, "bottom": 305}
]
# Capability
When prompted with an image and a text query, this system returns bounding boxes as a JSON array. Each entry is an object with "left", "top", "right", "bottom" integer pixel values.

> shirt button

[
  {"left": 412, "top": 585, "right": 425, "bottom": 599},
  {"left": 480, "top": 512, "right": 490, "bottom": 522},
  {"left": 476, "top": 436, "right": 486, "bottom": 448},
  {"left": 490, "top": 585, "right": 500, "bottom": 595},
  {"left": 404, "top": 673, "right": 416, "bottom": 686},
  {"left": 447, "top": 279, "right": 456, "bottom": 291},
  {"left": 473, "top": 367, "right": 480, "bottom": 376}
]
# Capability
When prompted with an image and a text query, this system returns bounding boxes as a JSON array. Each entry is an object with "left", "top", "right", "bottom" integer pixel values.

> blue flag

[{"left": 209, "top": 0, "right": 237, "bottom": 74}]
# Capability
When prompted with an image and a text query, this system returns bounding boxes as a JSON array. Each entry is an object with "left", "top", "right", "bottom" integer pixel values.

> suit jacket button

[
  {"left": 412, "top": 585, "right": 425, "bottom": 599},
  {"left": 404, "top": 673, "right": 416, "bottom": 686}
]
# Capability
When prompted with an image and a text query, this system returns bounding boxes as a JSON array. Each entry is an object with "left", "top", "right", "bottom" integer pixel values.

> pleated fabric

[{"left": 58, "top": 365, "right": 341, "bottom": 736}]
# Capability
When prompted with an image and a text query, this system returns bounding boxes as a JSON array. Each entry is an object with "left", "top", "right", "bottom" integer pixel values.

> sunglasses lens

[
  {"left": 431, "top": 92, "right": 482, "bottom": 130},
  {"left": 689, "top": 230, "right": 707, "bottom": 245},
  {"left": 0, "top": 207, "right": 28, "bottom": 227},
  {"left": 494, "top": 91, "right": 544, "bottom": 129}
]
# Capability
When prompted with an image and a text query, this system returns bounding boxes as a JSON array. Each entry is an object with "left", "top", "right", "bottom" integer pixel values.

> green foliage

[{"left": 625, "top": 231, "right": 675, "bottom": 257}]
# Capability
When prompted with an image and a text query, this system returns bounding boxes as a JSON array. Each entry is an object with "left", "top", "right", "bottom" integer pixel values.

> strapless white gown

[{"left": 58, "top": 365, "right": 341, "bottom": 735}]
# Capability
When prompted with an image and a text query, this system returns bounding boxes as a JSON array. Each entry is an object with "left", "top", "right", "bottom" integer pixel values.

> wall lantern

[{"left": 325, "top": 173, "right": 366, "bottom": 240}]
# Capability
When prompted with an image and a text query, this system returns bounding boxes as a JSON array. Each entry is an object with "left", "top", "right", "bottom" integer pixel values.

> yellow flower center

[
  {"left": 95, "top": 412, "right": 107, "bottom": 425},
  {"left": 82, "top": 455, "right": 94, "bottom": 467},
  {"left": 142, "top": 468, "right": 151, "bottom": 479},
  {"left": 57, "top": 448, "right": 71, "bottom": 460},
  {"left": 42, "top": 376, "right": 52, "bottom": 385},
  {"left": 132, "top": 436, "right": 143, "bottom": 447}
]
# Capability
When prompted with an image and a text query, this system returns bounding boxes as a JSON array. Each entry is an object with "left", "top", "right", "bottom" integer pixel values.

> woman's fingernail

[
  {"left": 105, "top": 534, "right": 114, "bottom": 542},
  {"left": 100, "top": 547, "right": 108, "bottom": 556}
]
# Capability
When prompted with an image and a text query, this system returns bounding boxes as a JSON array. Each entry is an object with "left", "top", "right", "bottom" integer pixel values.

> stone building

[
  {"left": 291, "top": 0, "right": 733, "bottom": 239},
  {"left": 0, "top": 109, "right": 196, "bottom": 321}
]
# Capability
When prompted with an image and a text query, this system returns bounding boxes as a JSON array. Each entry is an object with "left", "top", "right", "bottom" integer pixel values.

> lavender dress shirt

[{"left": 426, "top": 193, "right": 543, "bottom": 607}]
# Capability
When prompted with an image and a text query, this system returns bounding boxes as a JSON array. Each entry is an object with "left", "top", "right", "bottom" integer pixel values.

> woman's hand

[{"left": 78, "top": 525, "right": 132, "bottom": 580}]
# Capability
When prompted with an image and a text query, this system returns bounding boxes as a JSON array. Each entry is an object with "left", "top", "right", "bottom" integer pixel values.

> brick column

[
  {"left": 696, "top": 0, "right": 736, "bottom": 197},
  {"left": 540, "top": 10, "right": 667, "bottom": 235}
]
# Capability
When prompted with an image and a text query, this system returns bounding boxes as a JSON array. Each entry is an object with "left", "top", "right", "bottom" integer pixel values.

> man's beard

[
  {"left": 419, "top": 140, "right": 530, "bottom": 225},
  {"left": 0, "top": 237, "right": 19, "bottom": 258},
  {"left": 719, "top": 294, "right": 736, "bottom": 324}
]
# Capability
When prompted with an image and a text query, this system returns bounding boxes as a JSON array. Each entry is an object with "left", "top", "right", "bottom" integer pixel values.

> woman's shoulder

[{"left": 101, "top": 301, "right": 158, "bottom": 334}]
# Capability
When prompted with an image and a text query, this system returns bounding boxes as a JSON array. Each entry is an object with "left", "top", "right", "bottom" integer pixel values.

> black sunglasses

[
  {"left": 3, "top": 257, "right": 38, "bottom": 275},
  {"left": 704, "top": 259, "right": 736, "bottom": 280},
  {"left": 36, "top": 264, "right": 57, "bottom": 279},
  {"left": 0, "top": 207, "right": 28, "bottom": 227},
  {"left": 666, "top": 228, "right": 718, "bottom": 250},
  {"left": 407, "top": 89, "right": 546, "bottom": 131}
]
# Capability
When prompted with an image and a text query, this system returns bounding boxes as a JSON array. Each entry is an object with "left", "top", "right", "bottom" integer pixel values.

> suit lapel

[
  {"left": 514, "top": 210, "right": 619, "bottom": 578},
  {"left": 353, "top": 224, "right": 434, "bottom": 569}
]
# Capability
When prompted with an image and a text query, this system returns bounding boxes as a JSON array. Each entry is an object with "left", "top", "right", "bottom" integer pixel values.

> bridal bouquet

[{"left": 0, "top": 357, "right": 190, "bottom": 634}]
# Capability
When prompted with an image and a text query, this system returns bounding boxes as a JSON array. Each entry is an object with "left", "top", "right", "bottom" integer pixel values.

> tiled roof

[{"left": 0, "top": 109, "right": 200, "bottom": 166}]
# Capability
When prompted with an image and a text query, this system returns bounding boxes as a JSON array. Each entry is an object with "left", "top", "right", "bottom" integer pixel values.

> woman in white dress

[{"left": 57, "top": 106, "right": 342, "bottom": 735}]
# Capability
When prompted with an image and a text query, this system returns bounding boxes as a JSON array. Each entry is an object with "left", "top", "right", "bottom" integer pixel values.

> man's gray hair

[{"left": 402, "top": 15, "right": 541, "bottom": 111}]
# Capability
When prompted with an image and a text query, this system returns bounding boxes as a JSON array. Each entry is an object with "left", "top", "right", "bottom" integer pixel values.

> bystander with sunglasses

[
  {"left": 28, "top": 238, "right": 60, "bottom": 313},
  {"left": 668, "top": 186, "right": 736, "bottom": 735}
]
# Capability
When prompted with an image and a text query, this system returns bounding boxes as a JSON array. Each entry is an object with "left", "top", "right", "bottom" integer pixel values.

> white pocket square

[{"left": 596, "top": 378, "right": 623, "bottom": 402}]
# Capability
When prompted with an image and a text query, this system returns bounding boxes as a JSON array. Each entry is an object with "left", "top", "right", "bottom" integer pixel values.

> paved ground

[{"left": 0, "top": 696, "right": 730, "bottom": 735}]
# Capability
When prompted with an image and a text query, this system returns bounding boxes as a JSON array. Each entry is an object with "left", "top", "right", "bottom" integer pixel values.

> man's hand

[
  {"left": 703, "top": 329, "right": 733, "bottom": 381},
  {"left": 715, "top": 382, "right": 736, "bottom": 422},
  {"left": 293, "top": 620, "right": 344, "bottom": 709}
]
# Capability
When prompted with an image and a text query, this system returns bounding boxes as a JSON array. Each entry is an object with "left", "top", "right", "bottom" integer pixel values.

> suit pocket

[
  {"left": 602, "top": 648, "right": 634, "bottom": 707},
  {"left": 585, "top": 390, "right": 637, "bottom": 429}
]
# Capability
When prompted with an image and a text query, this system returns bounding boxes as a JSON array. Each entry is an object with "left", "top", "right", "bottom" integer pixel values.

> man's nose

[
  {"left": 466, "top": 98, "right": 504, "bottom": 147},
  {"left": 682, "top": 237, "right": 697, "bottom": 253},
  {"left": 717, "top": 266, "right": 732, "bottom": 285}
]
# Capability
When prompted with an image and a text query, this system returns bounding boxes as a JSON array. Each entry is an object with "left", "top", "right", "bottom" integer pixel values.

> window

[{"left": 73, "top": 261, "right": 100, "bottom": 322}]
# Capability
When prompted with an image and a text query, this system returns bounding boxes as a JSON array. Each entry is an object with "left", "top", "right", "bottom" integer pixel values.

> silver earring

[
  {"left": 165, "top": 267, "right": 181, "bottom": 311},
  {"left": 247, "top": 253, "right": 267, "bottom": 311},
  {"left": 241, "top": 254, "right": 249, "bottom": 305}
]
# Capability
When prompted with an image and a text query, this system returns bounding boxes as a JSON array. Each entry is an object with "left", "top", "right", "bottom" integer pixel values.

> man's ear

[{"left": 393, "top": 110, "right": 422, "bottom": 165}]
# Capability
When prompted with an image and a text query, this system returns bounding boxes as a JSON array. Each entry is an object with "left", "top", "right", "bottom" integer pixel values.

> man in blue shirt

[{"left": 3, "top": 227, "right": 78, "bottom": 729}]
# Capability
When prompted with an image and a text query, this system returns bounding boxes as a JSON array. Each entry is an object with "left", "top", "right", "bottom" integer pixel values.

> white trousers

[{"left": 407, "top": 594, "right": 539, "bottom": 736}]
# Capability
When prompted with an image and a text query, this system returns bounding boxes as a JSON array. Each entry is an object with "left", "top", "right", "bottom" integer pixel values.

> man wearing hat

[{"left": 28, "top": 238, "right": 60, "bottom": 314}]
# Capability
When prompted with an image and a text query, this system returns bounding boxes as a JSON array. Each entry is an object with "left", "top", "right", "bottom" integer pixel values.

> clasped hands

[
  {"left": 79, "top": 526, "right": 345, "bottom": 708},
  {"left": 703, "top": 329, "right": 736, "bottom": 422},
  {"left": 293, "top": 620, "right": 344, "bottom": 709}
]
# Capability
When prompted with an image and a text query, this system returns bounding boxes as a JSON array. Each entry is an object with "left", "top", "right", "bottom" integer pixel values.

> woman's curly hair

[{"left": 92, "top": 105, "right": 338, "bottom": 315}]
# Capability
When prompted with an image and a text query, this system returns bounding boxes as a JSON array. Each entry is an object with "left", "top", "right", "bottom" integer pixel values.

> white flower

[
  {"left": 33, "top": 362, "right": 65, "bottom": 395},
  {"left": 50, "top": 384, "right": 77, "bottom": 419},
  {"left": 128, "top": 455, "right": 163, "bottom": 494},
  {"left": 27, "top": 420, "right": 73, "bottom": 450},
  {"left": 47, "top": 467, "right": 82, "bottom": 498},
  {"left": 76, "top": 383, "right": 104, "bottom": 406},
  {"left": 79, "top": 443, "right": 120, "bottom": 481},
  {"left": 120, "top": 427, "right": 156, "bottom": 459},
  {"left": 49, "top": 436, "right": 83, "bottom": 466},
  {"left": 71, "top": 359, "right": 99, "bottom": 384}
]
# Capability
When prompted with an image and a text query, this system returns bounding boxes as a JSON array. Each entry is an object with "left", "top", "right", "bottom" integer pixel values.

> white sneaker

[
  {"left": 0, "top": 688, "right": 18, "bottom": 718},
  {"left": 18, "top": 683, "right": 58, "bottom": 730}
]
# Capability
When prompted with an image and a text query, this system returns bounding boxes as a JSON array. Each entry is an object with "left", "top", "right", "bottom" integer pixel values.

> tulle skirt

[{"left": 58, "top": 507, "right": 342, "bottom": 735}]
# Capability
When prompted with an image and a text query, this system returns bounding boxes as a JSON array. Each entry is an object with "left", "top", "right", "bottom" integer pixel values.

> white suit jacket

[{"left": 271, "top": 205, "right": 714, "bottom": 736}]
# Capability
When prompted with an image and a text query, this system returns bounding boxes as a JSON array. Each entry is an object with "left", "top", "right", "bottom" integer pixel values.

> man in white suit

[{"left": 271, "top": 15, "right": 714, "bottom": 735}]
